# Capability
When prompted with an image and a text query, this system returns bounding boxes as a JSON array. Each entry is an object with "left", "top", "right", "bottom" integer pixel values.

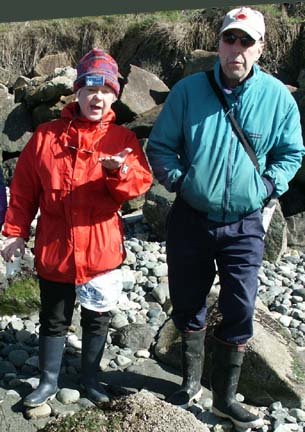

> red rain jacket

[{"left": 3, "top": 103, "right": 152, "bottom": 284}]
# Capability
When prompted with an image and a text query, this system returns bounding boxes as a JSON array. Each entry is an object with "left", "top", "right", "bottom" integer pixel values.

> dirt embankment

[{"left": 0, "top": 5, "right": 304, "bottom": 89}]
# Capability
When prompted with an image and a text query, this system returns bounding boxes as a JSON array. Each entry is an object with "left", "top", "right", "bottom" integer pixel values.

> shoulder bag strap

[{"left": 206, "top": 70, "right": 260, "bottom": 172}]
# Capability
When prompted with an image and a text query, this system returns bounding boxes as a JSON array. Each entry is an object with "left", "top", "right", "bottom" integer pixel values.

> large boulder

[
  {"left": 31, "top": 94, "right": 76, "bottom": 128},
  {"left": 263, "top": 200, "right": 287, "bottom": 263},
  {"left": 23, "top": 75, "right": 74, "bottom": 110},
  {"left": 114, "top": 65, "right": 169, "bottom": 124},
  {"left": 0, "top": 87, "right": 33, "bottom": 154},
  {"left": 142, "top": 182, "right": 175, "bottom": 240},
  {"left": 124, "top": 105, "right": 163, "bottom": 139},
  {"left": 154, "top": 293, "right": 305, "bottom": 409},
  {"left": 33, "top": 53, "right": 72, "bottom": 77},
  {"left": 286, "top": 211, "right": 305, "bottom": 249},
  {"left": 280, "top": 183, "right": 305, "bottom": 250},
  {"left": 121, "top": 139, "right": 151, "bottom": 214},
  {"left": 111, "top": 323, "right": 156, "bottom": 353},
  {"left": 183, "top": 49, "right": 218, "bottom": 77}
]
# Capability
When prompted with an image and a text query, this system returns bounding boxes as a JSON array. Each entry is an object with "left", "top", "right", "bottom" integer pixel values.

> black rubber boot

[
  {"left": 211, "top": 338, "right": 264, "bottom": 429},
  {"left": 167, "top": 328, "right": 205, "bottom": 408},
  {"left": 80, "top": 331, "right": 110, "bottom": 404},
  {"left": 23, "top": 335, "right": 66, "bottom": 407}
]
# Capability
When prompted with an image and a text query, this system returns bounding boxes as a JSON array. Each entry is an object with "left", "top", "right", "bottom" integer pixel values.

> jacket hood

[{"left": 60, "top": 101, "right": 116, "bottom": 125}]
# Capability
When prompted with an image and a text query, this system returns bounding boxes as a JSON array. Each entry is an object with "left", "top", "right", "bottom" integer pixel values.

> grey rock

[
  {"left": 9, "top": 317, "right": 24, "bottom": 332},
  {"left": 33, "top": 53, "right": 72, "bottom": 77},
  {"left": 111, "top": 323, "right": 155, "bottom": 352},
  {"left": 0, "top": 91, "right": 33, "bottom": 154},
  {"left": 151, "top": 263, "right": 168, "bottom": 278},
  {"left": 7, "top": 349, "right": 29, "bottom": 367},
  {"left": 115, "top": 354, "right": 132, "bottom": 368},
  {"left": 24, "top": 403, "right": 52, "bottom": 419},
  {"left": 110, "top": 313, "right": 129, "bottom": 329},
  {"left": 119, "top": 65, "right": 169, "bottom": 118},
  {"left": 143, "top": 183, "right": 175, "bottom": 240},
  {"left": 183, "top": 49, "right": 218, "bottom": 77},
  {"left": 151, "top": 282, "right": 170, "bottom": 305},
  {"left": 56, "top": 388, "right": 80, "bottom": 404},
  {"left": 15, "top": 329, "right": 33, "bottom": 343},
  {"left": 289, "top": 408, "right": 305, "bottom": 422},
  {"left": 0, "top": 360, "right": 17, "bottom": 377}
]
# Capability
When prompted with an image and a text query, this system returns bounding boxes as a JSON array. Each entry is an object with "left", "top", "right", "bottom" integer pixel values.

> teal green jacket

[{"left": 147, "top": 61, "right": 305, "bottom": 222}]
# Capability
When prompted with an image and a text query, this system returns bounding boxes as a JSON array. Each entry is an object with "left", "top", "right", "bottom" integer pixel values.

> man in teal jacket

[{"left": 147, "top": 6, "right": 304, "bottom": 430}]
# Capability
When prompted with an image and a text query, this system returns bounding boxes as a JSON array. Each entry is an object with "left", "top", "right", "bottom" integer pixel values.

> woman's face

[{"left": 77, "top": 85, "right": 116, "bottom": 121}]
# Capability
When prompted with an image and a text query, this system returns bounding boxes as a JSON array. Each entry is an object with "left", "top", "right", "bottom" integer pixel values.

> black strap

[{"left": 206, "top": 70, "right": 260, "bottom": 172}]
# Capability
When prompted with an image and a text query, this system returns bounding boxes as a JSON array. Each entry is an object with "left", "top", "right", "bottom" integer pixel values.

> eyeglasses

[
  {"left": 222, "top": 32, "right": 256, "bottom": 48},
  {"left": 63, "top": 119, "right": 102, "bottom": 156},
  {"left": 65, "top": 144, "right": 95, "bottom": 154}
]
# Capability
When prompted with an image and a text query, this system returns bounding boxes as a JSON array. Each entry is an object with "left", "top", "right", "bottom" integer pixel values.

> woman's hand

[
  {"left": 99, "top": 148, "right": 133, "bottom": 171},
  {"left": 1, "top": 236, "right": 25, "bottom": 262}
]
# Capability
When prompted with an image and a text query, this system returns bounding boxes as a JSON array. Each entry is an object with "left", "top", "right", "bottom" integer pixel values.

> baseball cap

[{"left": 220, "top": 7, "right": 265, "bottom": 41}]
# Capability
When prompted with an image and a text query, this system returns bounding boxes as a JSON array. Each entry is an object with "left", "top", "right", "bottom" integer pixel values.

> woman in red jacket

[{"left": 1, "top": 48, "right": 152, "bottom": 407}]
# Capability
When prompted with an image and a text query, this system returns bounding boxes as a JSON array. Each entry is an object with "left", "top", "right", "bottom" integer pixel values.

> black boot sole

[
  {"left": 23, "top": 392, "right": 57, "bottom": 408},
  {"left": 212, "top": 406, "right": 264, "bottom": 429},
  {"left": 167, "top": 386, "right": 203, "bottom": 409}
]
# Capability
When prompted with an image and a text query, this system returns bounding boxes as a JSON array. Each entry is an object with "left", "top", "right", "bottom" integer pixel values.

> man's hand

[
  {"left": 1, "top": 236, "right": 25, "bottom": 262},
  {"left": 99, "top": 148, "right": 133, "bottom": 171}
]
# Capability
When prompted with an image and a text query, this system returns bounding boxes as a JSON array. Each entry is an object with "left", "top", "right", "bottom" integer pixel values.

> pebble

[
  {"left": 57, "top": 388, "right": 80, "bottom": 404},
  {"left": 135, "top": 349, "right": 150, "bottom": 358},
  {"left": 115, "top": 354, "right": 132, "bottom": 367},
  {"left": 24, "top": 403, "right": 52, "bottom": 419}
]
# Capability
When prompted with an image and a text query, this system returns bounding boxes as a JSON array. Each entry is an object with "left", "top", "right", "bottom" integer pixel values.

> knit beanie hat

[{"left": 73, "top": 48, "right": 120, "bottom": 97}]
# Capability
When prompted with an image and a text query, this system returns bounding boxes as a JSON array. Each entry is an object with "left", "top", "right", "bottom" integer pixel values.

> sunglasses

[{"left": 222, "top": 32, "right": 256, "bottom": 48}]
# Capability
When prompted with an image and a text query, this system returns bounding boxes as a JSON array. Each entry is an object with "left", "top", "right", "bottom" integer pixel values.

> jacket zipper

[{"left": 223, "top": 95, "right": 240, "bottom": 221}]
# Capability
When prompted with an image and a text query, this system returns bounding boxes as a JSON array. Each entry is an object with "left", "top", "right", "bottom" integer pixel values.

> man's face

[
  {"left": 77, "top": 85, "right": 116, "bottom": 121},
  {"left": 218, "top": 29, "right": 264, "bottom": 88}
]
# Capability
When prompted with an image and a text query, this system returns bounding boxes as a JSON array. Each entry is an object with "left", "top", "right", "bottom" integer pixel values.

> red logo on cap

[{"left": 235, "top": 13, "right": 247, "bottom": 20}]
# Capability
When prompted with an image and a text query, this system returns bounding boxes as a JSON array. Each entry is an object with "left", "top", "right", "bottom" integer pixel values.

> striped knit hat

[{"left": 73, "top": 48, "right": 120, "bottom": 97}]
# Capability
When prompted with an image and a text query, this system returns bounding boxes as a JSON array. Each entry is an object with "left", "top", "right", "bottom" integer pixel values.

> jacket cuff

[
  {"left": 172, "top": 175, "right": 185, "bottom": 193},
  {"left": 262, "top": 175, "right": 275, "bottom": 198}
]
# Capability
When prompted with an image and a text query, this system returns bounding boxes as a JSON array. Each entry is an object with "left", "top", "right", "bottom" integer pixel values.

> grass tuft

[
  {"left": 39, "top": 406, "right": 124, "bottom": 432},
  {"left": 0, "top": 277, "right": 40, "bottom": 315}
]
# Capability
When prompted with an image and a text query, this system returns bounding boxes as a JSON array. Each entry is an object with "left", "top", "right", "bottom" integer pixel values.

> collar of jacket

[
  {"left": 59, "top": 102, "right": 116, "bottom": 152},
  {"left": 60, "top": 101, "right": 116, "bottom": 126},
  {"left": 214, "top": 60, "right": 261, "bottom": 97}
]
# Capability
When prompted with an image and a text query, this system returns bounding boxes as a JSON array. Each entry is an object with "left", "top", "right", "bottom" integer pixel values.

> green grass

[
  {"left": 0, "top": 277, "right": 40, "bottom": 315},
  {"left": 255, "top": 4, "right": 283, "bottom": 18}
]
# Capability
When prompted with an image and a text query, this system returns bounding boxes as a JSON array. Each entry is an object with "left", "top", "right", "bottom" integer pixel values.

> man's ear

[{"left": 256, "top": 41, "right": 264, "bottom": 61}]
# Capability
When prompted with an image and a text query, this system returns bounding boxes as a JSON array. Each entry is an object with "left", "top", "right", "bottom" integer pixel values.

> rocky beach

[
  {"left": 0, "top": 6, "right": 305, "bottom": 430},
  {"left": 0, "top": 209, "right": 305, "bottom": 431}
]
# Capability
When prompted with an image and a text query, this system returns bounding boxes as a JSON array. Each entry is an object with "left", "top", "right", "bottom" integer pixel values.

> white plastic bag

[
  {"left": 262, "top": 198, "right": 277, "bottom": 233},
  {"left": 75, "top": 269, "right": 123, "bottom": 312}
]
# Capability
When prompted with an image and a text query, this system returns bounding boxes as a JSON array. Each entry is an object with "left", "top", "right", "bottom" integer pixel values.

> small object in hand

[{"left": 6, "top": 250, "right": 22, "bottom": 278}]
